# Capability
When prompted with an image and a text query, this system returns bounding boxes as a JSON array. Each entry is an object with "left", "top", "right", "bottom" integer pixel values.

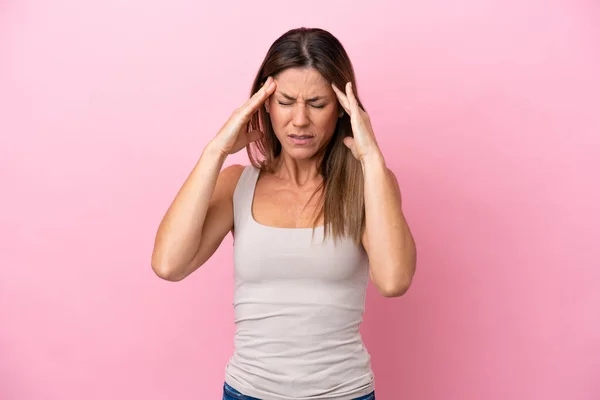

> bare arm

[
  {"left": 151, "top": 144, "right": 241, "bottom": 281},
  {"left": 361, "top": 156, "right": 417, "bottom": 297},
  {"left": 151, "top": 76, "right": 277, "bottom": 281},
  {"left": 332, "top": 81, "right": 417, "bottom": 297}
]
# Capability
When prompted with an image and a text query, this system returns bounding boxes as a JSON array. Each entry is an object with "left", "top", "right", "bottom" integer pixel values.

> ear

[{"left": 265, "top": 100, "right": 270, "bottom": 113}]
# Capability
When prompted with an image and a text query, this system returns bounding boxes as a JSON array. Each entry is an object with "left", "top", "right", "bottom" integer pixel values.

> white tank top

[{"left": 224, "top": 165, "right": 375, "bottom": 400}]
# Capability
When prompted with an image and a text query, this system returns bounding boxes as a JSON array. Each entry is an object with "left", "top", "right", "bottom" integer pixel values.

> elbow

[
  {"left": 380, "top": 250, "right": 417, "bottom": 297},
  {"left": 378, "top": 277, "right": 412, "bottom": 297},
  {"left": 373, "top": 261, "right": 415, "bottom": 298},
  {"left": 151, "top": 254, "right": 185, "bottom": 282}
]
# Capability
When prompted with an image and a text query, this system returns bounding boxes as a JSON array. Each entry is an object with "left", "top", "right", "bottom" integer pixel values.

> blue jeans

[{"left": 223, "top": 382, "right": 375, "bottom": 400}]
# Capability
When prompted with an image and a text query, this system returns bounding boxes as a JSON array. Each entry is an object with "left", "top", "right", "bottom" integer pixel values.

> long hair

[{"left": 246, "top": 27, "right": 366, "bottom": 244}]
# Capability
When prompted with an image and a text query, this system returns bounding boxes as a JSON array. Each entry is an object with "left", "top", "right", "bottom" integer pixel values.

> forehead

[{"left": 273, "top": 68, "right": 331, "bottom": 97}]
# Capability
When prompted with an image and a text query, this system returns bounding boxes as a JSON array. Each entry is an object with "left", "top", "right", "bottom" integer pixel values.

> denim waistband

[{"left": 223, "top": 382, "right": 375, "bottom": 400}]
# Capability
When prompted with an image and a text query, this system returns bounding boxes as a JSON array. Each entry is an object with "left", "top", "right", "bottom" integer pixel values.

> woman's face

[{"left": 267, "top": 67, "right": 340, "bottom": 160}]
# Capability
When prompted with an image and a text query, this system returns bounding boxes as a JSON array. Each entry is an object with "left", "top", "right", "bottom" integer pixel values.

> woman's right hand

[{"left": 211, "top": 76, "right": 276, "bottom": 155}]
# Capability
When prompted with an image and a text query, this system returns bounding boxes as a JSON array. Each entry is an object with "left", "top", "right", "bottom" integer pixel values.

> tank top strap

[{"left": 232, "top": 164, "right": 260, "bottom": 231}]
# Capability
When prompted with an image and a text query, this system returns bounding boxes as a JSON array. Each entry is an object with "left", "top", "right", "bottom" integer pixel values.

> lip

[{"left": 288, "top": 134, "right": 314, "bottom": 145}]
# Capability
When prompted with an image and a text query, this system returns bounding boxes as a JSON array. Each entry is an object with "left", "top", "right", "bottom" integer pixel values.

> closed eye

[{"left": 278, "top": 101, "right": 327, "bottom": 109}]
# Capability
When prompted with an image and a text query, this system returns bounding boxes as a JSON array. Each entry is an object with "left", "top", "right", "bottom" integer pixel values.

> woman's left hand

[{"left": 332, "top": 82, "right": 382, "bottom": 163}]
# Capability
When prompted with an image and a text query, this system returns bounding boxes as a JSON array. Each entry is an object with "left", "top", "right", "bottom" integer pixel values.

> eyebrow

[{"left": 277, "top": 92, "right": 327, "bottom": 102}]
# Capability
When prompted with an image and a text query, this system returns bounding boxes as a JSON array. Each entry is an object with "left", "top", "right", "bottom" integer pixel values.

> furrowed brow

[{"left": 278, "top": 92, "right": 326, "bottom": 102}]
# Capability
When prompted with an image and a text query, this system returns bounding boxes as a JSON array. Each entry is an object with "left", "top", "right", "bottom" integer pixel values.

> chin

[{"left": 282, "top": 147, "right": 319, "bottom": 160}]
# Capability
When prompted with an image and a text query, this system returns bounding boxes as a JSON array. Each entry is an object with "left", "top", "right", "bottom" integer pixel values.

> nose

[{"left": 292, "top": 104, "right": 310, "bottom": 128}]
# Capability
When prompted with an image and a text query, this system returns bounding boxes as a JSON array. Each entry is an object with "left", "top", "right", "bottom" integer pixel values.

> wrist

[
  {"left": 204, "top": 140, "right": 229, "bottom": 163},
  {"left": 360, "top": 150, "right": 386, "bottom": 171}
]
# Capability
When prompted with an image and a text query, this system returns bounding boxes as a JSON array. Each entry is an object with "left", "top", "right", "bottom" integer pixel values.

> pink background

[{"left": 1, "top": 0, "right": 599, "bottom": 399}]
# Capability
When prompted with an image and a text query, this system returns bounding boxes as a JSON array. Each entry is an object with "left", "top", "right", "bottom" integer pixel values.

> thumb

[
  {"left": 343, "top": 136, "right": 354, "bottom": 149},
  {"left": 246, "top": 130, "right": 263, "bottom": 143}
]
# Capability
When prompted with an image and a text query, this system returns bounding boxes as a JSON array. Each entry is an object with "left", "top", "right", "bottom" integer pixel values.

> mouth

[{"left": 288, "top": 134, "right": 315, "bottom": 145}]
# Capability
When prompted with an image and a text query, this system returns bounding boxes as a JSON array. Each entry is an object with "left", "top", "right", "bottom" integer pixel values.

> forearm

[
  {"left": 152, "top": 141, "right": 227, "bottom": 274},
  {"left": 362, "top": 153, "right": 416, "bottom": 296}
]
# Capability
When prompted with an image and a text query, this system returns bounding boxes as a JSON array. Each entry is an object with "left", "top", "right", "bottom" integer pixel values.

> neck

[{"left": 273, "top": 152, "right": 323, "bottom": 186}]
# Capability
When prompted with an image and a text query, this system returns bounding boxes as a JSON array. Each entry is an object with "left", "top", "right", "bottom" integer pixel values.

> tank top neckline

[{"left": 246, "top": 165, "right": 326, "bottom": 232}]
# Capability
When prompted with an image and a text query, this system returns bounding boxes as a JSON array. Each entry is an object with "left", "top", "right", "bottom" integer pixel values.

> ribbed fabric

[{"left": 224, "top": 165, "right": 374, "bottom": 400}]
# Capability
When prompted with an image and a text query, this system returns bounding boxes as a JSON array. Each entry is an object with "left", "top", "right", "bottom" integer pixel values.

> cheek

[
  {"left": 313, "top": 111, "right": 339, "bottom": 133},
  {"left": 268, "top": 103, "right": 288, "bottom": 124},
  {"left": 267, "top": 107, "right": 289, "bottom": 138}
]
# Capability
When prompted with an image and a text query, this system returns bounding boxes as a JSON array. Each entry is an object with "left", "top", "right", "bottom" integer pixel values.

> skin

[
  {"left": 151, "top": 67, "right": 416, "bottom": 297},
  {"left": 254, "top": 68, "right": 340, "bottom": 227}
]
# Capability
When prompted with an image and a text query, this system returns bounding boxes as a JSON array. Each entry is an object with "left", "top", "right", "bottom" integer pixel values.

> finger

[
  {"left": 241, "top": 77, "right": 276, "bottom": 118},
  {"left": 345, "top": 82, "right": 360, "bottom": 114},
  {"left": 332, "top": 83, "right": 351, "bottom": 114},
  {"left": 248, "top": 76, "right": 276, "bottom": 110},
  {"left": 332, "top": 83, "right": 351, "bottom": 115}
]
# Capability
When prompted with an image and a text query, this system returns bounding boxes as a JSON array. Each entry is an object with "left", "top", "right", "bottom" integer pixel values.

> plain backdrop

[{"left": 1, "top": 0, "right": 599, "bottom": 399}]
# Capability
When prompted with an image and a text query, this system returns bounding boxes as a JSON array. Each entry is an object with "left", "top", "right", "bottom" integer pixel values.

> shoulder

[
  {"left": 221, "top": 163, "right": 246, "bottom": 179},
  {"left": 219, "top": 164, "right": 246, "bottom": 189}
]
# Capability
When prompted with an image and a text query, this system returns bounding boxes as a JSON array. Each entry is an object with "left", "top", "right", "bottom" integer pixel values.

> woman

[{"left": 151, "top": 27, "right": 417, "bottom": 400}]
